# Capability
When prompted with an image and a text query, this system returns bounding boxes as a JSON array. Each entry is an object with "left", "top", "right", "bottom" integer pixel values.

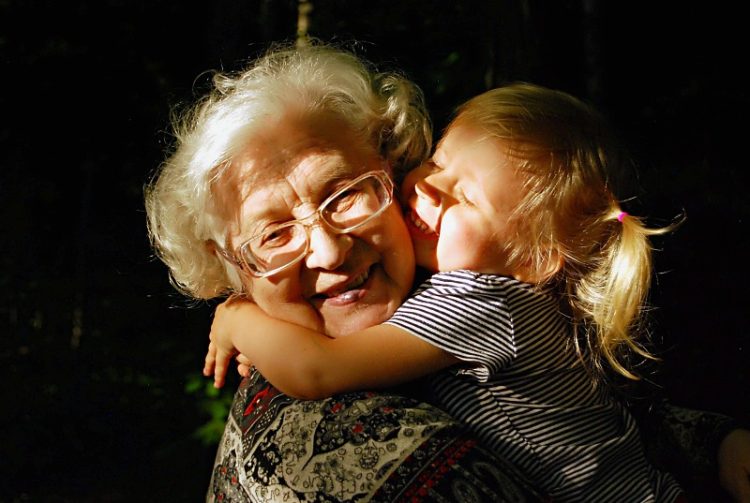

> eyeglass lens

[{"left": 241, "top": 173, "right": 390, "bottom": 275}]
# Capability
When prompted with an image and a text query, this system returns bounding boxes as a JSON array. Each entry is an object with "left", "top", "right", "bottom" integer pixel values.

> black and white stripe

[{"left": 386, "top": 270, "right": 683, "bottom": 502}]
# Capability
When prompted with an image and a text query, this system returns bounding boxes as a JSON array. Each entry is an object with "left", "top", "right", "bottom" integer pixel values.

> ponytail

[{"left": 571, "top": 210, "right": 678, "bottom": 379}]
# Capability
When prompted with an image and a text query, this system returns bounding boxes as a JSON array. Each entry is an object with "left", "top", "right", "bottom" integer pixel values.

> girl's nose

[
  {"left": 414, "top": 178, "right": 443, "bottom": 207},
  {"left": 304, "top": 225, "right": 353, "bottom": 270}
]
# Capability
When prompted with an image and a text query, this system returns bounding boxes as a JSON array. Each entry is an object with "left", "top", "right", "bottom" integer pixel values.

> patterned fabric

[
  {"left": 207, "top": 369, "right": 548, "bottom": 502},
  {"left": 385, "top": 270, "right": 684, "bottom": 502},
  {"left": 637, "top": 399, "right": 748, "bottom": 498}
]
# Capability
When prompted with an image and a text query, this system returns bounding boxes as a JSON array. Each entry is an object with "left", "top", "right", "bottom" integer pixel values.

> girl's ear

[
  {"left": 540, "top": 249, "right": 565, "bottom": 283},
  {"left": 513, "top": 250, "right": 565, "bottom": 285},
  {"left": 521, "top": 248, "right": 564, "bottom": 284}
]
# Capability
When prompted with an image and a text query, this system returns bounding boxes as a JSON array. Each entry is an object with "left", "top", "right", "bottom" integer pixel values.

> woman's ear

[
  {"left": 207, "top": 239, "right": 238, "bottom": 266},
  {"left": 206, "top": 239, "right": 252, "bottom": 297}
]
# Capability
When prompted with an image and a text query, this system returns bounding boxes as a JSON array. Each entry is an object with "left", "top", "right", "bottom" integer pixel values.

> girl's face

[{"left": 401, "top": 122, "right": 525, "bottom": 276}]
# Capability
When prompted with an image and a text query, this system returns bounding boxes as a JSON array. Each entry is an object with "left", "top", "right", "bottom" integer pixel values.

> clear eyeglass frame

[{"left": 219, "top": 170, "right": 394, "bottom": 279}]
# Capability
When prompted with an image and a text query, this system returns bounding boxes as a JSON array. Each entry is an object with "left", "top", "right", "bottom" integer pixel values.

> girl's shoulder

[
  {"left": 428, "top": 270, "right": 532, "bottom": 289},
  {"left": 420, "top": 270, "right": 525, "bottom": 295},
  {"left": 423, "top": 270, "right": 558, "bottom": 304}
]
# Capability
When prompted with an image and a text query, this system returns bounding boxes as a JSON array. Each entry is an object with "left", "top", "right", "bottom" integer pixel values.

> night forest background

[{"left": 2, "top": 1, "right": 749, "bottom": 501}]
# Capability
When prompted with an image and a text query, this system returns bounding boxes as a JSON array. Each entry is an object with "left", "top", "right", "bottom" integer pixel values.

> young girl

[{"left": 205, "top": 83, "right": 684, "bottom": 501}]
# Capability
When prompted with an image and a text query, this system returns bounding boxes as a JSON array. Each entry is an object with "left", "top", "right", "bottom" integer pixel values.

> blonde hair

[
  {"left": 452, "top": 82, "right": 678, "bottom": 379},
  {"left": 144, "top": 41, "right": 432, "bottom": 299}
]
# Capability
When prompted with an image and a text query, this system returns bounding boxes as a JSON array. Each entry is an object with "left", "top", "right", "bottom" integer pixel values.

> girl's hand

[
  {"left": 203, "top": 297, "right": 253, "bottom": 388},
  {"left": 203, "top": 338, "right": 238, "bottom": 389},
  {"left": 236, "top": 353, "right": 253, "bottom": 378},
  {"left": 719, "top": 428, "right": 750, "bottom": 502}
]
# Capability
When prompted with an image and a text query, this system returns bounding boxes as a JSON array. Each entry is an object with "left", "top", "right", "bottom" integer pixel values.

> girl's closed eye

[
  {"left": 456, "top": 185, "right": 476, "bottom": 206},
  {"left": 424, "top": 159, "right": 442, "bottom": 172}
]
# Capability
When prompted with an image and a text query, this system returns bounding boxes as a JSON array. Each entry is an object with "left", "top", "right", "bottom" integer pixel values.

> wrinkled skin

[{"left": 221, "top": 111, "right": 415, "bottom": 338}]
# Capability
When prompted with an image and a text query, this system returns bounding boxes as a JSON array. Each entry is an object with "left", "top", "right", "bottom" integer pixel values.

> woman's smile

[
  {"left": 312, "top": 264, "right": 373, "bottom": 301},
  {"left": 310, "top": 263, "right": 379, "bottom": 308}
]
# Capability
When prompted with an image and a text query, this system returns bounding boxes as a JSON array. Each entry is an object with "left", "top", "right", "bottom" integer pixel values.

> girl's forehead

[{"left": 435, "top": 123, "right": 496, "bottom": 161}]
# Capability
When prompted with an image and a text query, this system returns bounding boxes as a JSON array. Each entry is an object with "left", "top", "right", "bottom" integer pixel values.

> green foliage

[{"left": 185, "top": 373, "right": 236, "bottom": 445}]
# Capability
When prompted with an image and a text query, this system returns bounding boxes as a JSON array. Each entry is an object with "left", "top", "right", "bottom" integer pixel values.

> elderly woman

[
  {"left": 145, "top": 43, "right": 750, "bottom": 501},
  {"left": 146, "top": 42, "right": 545, "bottom": 502}
]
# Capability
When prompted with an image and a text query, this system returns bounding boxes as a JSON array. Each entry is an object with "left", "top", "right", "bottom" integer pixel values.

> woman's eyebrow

[
  {"left": 326, "top": 163, "right": 359, "bottom": 182},
  {"left": 241, "top": 168, "right": 357, "bottom": 229},
  {"left": 315, "top": 168, "right": 361, "bottom": 197},
  {"left": 238, "top": 187, "right": 290, "bottom": 233}
]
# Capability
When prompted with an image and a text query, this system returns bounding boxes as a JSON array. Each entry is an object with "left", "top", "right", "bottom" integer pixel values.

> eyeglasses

[{"left": 220, "top": 170, "right": 394, "bottom": 278}]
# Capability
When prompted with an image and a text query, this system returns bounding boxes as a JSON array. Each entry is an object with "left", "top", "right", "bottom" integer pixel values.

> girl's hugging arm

[{"left": 203, "top": 297, "right": 459, "bottom": 400}]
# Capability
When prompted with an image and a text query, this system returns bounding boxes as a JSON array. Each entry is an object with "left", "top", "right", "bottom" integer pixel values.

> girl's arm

[{"left": 203, "top": 297, "right": 459, "bottom": 399}]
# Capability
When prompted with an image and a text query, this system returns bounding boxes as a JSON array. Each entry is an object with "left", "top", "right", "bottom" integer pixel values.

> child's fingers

[
  {"left": 236, "top": 353, "right": 252, "bottom": 366},
  {"left": 235, "top": 353, "right": 253, "bottom": 378},
  {"left": 213, "top": 352, "right": 227, "bottom": 388},
  {"left": 203, "top": 341, "right": 217, "bottom": 376},
  {"left": 213, "top": 347, "right": 236, "bottom": 389}
]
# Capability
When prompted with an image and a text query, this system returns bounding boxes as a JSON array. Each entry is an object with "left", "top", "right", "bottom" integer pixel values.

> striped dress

[{"left": 385, "top": 270, "right": 684, "bottom": 502}]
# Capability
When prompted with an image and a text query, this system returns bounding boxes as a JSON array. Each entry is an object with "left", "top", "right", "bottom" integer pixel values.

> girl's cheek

[
  {"left": 441, "top": 211, "right": 477, "bottom": 243},
  {"left": 436, "top": 219, "right": 471, "bottom": 263},
  {"left": 436, "top": 213, "right": 497, "bottom": 271}
]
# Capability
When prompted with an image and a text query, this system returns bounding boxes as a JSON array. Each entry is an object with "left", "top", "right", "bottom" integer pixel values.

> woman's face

[{"left": 224, "top": 113, "right": 415, "bottom": 337}]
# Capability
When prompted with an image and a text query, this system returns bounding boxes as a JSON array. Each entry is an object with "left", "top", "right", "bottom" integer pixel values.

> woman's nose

[{"left": 304, "top": 225, "right": 354, "bottom": 270}]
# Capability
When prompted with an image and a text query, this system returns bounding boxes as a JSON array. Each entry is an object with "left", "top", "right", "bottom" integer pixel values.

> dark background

[{"left": 2, "top": 1, "right": 748, "bottom": 501}]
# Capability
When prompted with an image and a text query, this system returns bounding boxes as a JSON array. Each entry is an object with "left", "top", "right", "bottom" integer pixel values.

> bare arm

[
  {"left": 719, "top": 428, "right": 750, "bottom": 502},
  {"left": 634, "top": 397, "right": 750, "bottom": 501},
  {"left": 204, "top": 298, "right": 459, "bottom": 399}
]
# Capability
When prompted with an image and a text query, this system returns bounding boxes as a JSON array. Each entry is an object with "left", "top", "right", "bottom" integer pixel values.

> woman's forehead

[
  {"left": 240, "top": 147, "right": 363, "bottom": 186},
  {"left": 250, "top": 108, "right": 372, "bottom": 163},
  {"left": 243, "top": 151, "right": 365, "bottom": 203},
  {"left": 213, "top": 112, "right": 378, "bottom": 226},
  {"left": 239, "top": 112, "right": 375, "bottom": 180}
]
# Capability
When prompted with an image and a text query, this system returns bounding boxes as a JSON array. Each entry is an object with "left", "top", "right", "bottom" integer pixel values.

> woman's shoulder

[{"left": 208, "top": 370, "right": 549, "bottom": 502}]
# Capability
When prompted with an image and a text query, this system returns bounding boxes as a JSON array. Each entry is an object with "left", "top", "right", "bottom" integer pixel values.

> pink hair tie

[{"left": 617, "top": 211, "right": 628, "bottom": 222}]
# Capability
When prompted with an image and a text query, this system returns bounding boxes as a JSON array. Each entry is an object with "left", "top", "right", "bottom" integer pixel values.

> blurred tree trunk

[
  {"left": 481, "top": 0, "right": 535, "bottom": 89},
  {"left": 297, "top": 0, "right": 312, "bottom": 47},
  {"left": 72, "top": 162, "right": 93, "bottom": 349},
  {"left": 582, "top": 0, "right": 603, "bottom": 103}
]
